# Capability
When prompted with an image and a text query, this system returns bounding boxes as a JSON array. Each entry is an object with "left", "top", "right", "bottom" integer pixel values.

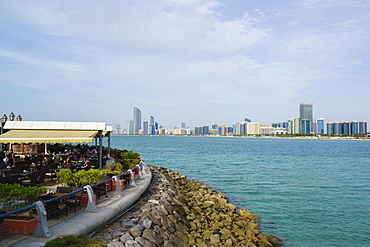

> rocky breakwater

[{"left": 94, "top": 166, "right": 283, "bottom": 247}]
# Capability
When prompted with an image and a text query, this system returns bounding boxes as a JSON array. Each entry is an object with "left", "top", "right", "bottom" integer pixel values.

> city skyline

[
  {"left": 1, "top": 1, "right": 370, "bottom": 127},
  {"left": 121, "top": 105, "right": 367, "bottom": 135}
]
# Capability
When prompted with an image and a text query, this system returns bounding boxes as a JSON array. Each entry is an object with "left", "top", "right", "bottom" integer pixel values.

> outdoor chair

[
  {"left": 3, "top": 170, "right": 12, "bottom": 177},
  {"left": 6, "top": 174, "right": 19, "bottom": 184},
  {"left": 44, "top": 199, "right": 68, "bottom": 220},
  {"left": 45, "top": 164, "right": 58, "bottom": 181},
  {"left": 22, "top": 170, "right": 40, "bottom": 187},
  {"left": 93, "top": 184, "right": 107, "bottom": 200},
  {"left": 0, "top": 176, "right": 7, "bottom": 184},
  {"left": 10, "top": 168, "right": 22, "bottom": 174},
  {"left": 65, "top": 187, "right": 82, "bottom": 213},
  {"left": 37, "top": 169, "right": 47, "bottom": 186}
]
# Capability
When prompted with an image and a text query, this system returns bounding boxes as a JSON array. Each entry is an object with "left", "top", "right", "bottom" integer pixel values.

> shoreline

[
  {"left": 94, "top": 165, "right": 283, "bottom": 247},
  {"left": 111, "top": 134, "right": 370, "bottom": 141}
]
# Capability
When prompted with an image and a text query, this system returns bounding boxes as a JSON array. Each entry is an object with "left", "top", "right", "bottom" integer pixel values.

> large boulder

[{"left": 239, "top": 208, "right": 260, "bottom": 220}]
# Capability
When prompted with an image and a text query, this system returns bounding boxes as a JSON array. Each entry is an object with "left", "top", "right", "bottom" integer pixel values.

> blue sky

[{"left": 1, "top": 0, "right": 369, "bottom": 129}]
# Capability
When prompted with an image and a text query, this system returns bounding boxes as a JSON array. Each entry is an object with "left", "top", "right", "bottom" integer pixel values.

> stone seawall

[{"left": 94, "top": 166, "right": 283, "bottom": 247}]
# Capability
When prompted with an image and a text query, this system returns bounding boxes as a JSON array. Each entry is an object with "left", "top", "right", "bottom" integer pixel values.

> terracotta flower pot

[
  {"left": 133, "top": 167, "right": 140, "bottom": 175},
  {"left": 0, "top": 214, "right": 38, "bottom": 235},
  {"left": 80, "top": 194, "right": 97, "bottom": 207},
  {"left": 110, "top": 179, "right": 125, "bottom": 191}
]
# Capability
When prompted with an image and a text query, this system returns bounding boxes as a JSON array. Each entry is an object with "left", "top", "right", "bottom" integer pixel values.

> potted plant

[
  {"left": 56, "top": 169, "right": 103, "bottom": 188},
  {"left": 0, "top": 183, "right": 47, "bottom": 235},
  {"left": 102, "top": 162, "right": 125, "bottom": 191},
  {"left": 56, "top": 168, "right": 104, "bottom": 206}
]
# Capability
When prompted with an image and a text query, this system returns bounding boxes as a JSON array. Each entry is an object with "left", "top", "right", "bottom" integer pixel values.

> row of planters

[
  {"left": 0, "top": 184, "right": 47, "bottom": 234},
  {"left": 0, "top": 148, "right": 142, "bottom": 236}
]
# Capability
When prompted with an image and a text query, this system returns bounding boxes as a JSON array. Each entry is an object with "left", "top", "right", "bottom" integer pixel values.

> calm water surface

[{"left": 105, "top": 136, "right": 370, "bottom": 247}]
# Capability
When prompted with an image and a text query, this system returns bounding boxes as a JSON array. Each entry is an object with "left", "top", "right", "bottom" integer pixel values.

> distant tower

[
  {"left": 300, "top": 102, "right": 313, "bottom": 122},
  {"left": 126, "top": 120, "right": 133, "bottom": 135},
  {"left": 149, "top": 116, "right": 155, "bottom": 135},
  {"left": 316, "top": 118, "right": 325, "bottom": 134},
  {"left": 300, "top": 102, "right": 313, "bottom": 133},
  {"left": 143, "top": 121, "right": 149, "bottom": 135},
  {"left": 133, "top": 107, "right": 141, "bottom": 134},
  {"left": 181, "top": 122, "right": 186, "bottom": 129}
]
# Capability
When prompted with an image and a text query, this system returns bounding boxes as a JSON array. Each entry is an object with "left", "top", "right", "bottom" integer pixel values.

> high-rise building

[
  {"left": 342, "top": 122, "right": 350, "bottom": 135},
  {"left": 327, "top": 121, "right": 367, "bottom": 135},
  {"left": 133, "top": 107, "right": 141, "bottom": 134},
  {"left": 300, "top": 102, "right": 313, "bottom": 122},
  {"left": 327, "top": 122, "right": 334, "bottom": 135},
  {"left": 359, "top": 121, "right": 367, "bottom": 134},
  {"left": 143, "top": 121, "right": 149, "bottom": 135},
  {"left": 149, "top": 116, "right": 155, "bottom": 135},
  {"left": 181, "top": 122, "right": 186, "bottom": 129},
  {"left": 301, "top": 120, "right": 311, "bottom": 134},
  {"left": 126, "top": 120, "right": 134, "bottom": 135},
  {"left": 316, "top": 118, "right": 325, "bottom": 134},
  {"left": 300, "top": 102, "right": 313, "bottom": 134},
  {"left": 289, "top": 117, "right": 302, "bottom": 134}
]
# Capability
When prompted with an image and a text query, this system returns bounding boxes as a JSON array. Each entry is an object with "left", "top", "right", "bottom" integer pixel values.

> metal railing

[{"left": 0, "top": 161, "right": 148, "bottom": 238}]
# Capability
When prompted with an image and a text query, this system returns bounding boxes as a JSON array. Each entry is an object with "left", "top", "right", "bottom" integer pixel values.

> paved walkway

[{"left": 3, "top": 165, "right": 152, "bottom": 247}]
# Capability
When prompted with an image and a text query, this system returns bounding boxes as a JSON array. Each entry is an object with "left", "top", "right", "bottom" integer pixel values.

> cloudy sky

[{"left": 1, "top": 0, "right": 369, "bottom": 129}]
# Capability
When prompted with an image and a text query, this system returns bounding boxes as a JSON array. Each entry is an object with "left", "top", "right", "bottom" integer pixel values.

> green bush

[
  {"left": 43, "top": 234, "right": 103, "bottom": 247},
  {"left": 0, "top": 183, "right": 47, "bottom": 211},
  {"left": 56, "top": 169, "right": 104, "bottom": 188}
]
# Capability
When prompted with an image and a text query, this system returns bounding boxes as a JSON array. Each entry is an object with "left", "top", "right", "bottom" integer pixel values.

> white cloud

[{"left": 0, "top": 0, "right": 370, "bottom": 126}]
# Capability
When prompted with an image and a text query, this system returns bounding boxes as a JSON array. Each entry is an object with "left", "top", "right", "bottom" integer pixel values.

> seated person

[{"left": 78, "top": 159, "right": 91, "bottom": 170}]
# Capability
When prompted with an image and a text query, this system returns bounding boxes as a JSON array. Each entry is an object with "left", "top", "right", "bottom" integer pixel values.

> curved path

[{"left": 9, "top": 164, "right": 152, "bottom": 247}]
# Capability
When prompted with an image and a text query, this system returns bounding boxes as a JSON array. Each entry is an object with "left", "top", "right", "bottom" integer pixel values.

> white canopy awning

[{"left": 0, "top": 129, "right": 98, "bottom": 144}]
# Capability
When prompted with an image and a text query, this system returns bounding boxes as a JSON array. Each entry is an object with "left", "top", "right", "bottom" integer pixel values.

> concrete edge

[{"left": 11, "top": 166, "right": 152, "bottom": 247}]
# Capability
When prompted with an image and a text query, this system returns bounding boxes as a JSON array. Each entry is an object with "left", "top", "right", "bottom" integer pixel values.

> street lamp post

[
  {"left": 9, "top": 112, "right": 15, "bottom": 121},
  {"left": 1, "top": 114, "right": 8, "bottom": 152},
  {"left": 0, "top": 113, "right": 22, "bottom": 152}
]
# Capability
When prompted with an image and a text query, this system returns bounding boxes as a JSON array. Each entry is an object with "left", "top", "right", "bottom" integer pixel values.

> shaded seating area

[
  {"left": 0, "top": 120, "right": 113, "bottom": 172},
  {"left": 21, "top": 170, "right": 40, "bottom": 187}
]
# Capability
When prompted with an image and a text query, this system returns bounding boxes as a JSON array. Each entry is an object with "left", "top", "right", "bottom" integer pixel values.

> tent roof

[
  {"left": 0, "top": 129, "right": 99, "bottom": 144},
  {"left": 3, "top": 121, "right": 108, "bottom": 131},
  {"left": 0, "top": 121, "right": 112, "bottom": 144}
]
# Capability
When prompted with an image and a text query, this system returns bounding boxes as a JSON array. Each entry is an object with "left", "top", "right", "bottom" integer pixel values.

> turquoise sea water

[{"left": 105, "top": 136, "right": 370, "bottom": 247}]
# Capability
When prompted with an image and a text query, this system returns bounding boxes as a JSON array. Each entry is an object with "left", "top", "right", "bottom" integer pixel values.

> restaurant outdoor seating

[
  {"left": 0, "top": 176, "right": 7, "bottom": 183},
  {"left": 21, "top": 170, "right": 40, "bottom": 187},
  {"left": 45, "top": 163, "right": 59, "bottom": 181},
  {"left": 6, "top": 174, "right": 19, "bottom": 184},
  {"left": 36, "top": 169, "right": 47, "bottom": 186},
  {"left": 3, "top": 170, "right": 12, "bottom": 177}
]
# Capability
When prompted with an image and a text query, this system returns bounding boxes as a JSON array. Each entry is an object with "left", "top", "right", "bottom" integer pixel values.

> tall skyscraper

[
  {"left": 300, "top": 102, "right": 313, "bottom": 133},
  {"left": 133, "top": 107, "right": 141, "bottom": 134},
  {"left": 149, "top": 116, "right": 155, "bottom": 135},
  {"left": 300, "top": 102, "right": 313, "bottom": 122},
  {"left": 143, "top": 121, "right": 149, "bottom": 135},
  {"left": 126, "top": 120, "right": 133, "bottom": 135}
]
